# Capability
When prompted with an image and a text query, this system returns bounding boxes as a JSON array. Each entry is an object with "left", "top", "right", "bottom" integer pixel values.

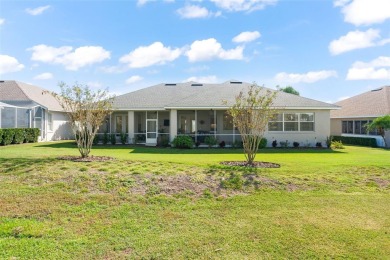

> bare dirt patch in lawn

[{"left": 220, "top": 161, "right": 280, "bottom": 168}]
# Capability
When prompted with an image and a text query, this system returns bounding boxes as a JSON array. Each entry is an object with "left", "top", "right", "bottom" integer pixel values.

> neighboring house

[
  {"left": 330, "top": 86, "right": 390, "bottom": 147},
  {"left": 0, "top": 80, "right": 73, "bottom": 141},
  {"left": 108, "top": 81, "right": 338, "bottom": 147}
]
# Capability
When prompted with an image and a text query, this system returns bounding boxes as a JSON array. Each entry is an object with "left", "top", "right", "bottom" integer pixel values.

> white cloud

[
  {"left": 233, "top": 31, "right": 261, "bottom": 43},
  {"left": 184, "top": 75, "right": 218, "bottom": 83},
  {"left": 275, "top": 70, "right": 338, "bottom": 83},
  {"left": 25, "top": 5, "right": 51, "bottom": 16},
  {"left": 329, "top": 29, "right": 389, "bottom": 55},
  {"left": 333, "top": 0, "right": 350, "bottom": 7},
  {"left": 336, "top": 0, "right": 390, "bottom": 26},
  {"left": 177, "top": 5, "right": 211, "bottom": 19},
  {"left": 28, "top": 44, "right": 110, "bottom": 70},
  {"left": 33, "top": 72, "right": 53, "bottom": 80},
  {"left": 120, "top": 42, "right": 181, "bottom": 68},
  {"left": 186, "top": 38, "right": 244, "bottom": 62},
  {"left": 126, "top": 75, "right": 143, "bottom": 84},
  {"left": 346, "top": 56, "right": 390, "bottom": 80},
  {"left": 211, "top": 0, "right": 277, "bottom": 12},
  {"left": 0, "top": 18, "right": 5, "bottom": 25},
  {"left": 0, "top": 55, "right": 25, "bottom": 74}
]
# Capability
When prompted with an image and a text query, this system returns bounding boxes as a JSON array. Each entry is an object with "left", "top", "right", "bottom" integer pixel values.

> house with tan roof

[
  {"left": 330, "top": 86, "right": 390, "bottom": 147},
  {"left": 107, "top": 81, "right": 338, "bottom": 147},
  {"left": 0, "top": 80, "right": 72, "bottom": 141}
]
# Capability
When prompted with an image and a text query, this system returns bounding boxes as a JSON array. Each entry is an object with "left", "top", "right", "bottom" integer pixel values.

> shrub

[
  {"left": 24, "top": 128, "right": 40, "bottom": 143},
  {"left": 204, "top": 135, "right": 218, "bottom": 148},
  {"left": 103, "top": 132, "right": 109, "bottom": 145},
  {"left": 110, "top": 134, "right": 117, "bottom": 145},
  {"left": 280, "top": 140, "right": 290, "bottom": 148},
  {"left": 219, "top": 140, "right": 226, "bottom": 148},
  {"left": 293, "top": 141, "right": 300, "bottom": 148},
  {"left": 0, "top": 129, "right": 2, "bottom": 144},
  {"left": 2, "top": 129, "right": 14, "bottom": 146},
  {"left": 258, "top": 138, "right": 267, "bottom": 149},
  {"left": 272, "top": 140, "right": 277, "bottom": 148},
  {"left": 13, "top": 128, "right": 25, "bottom": 144},
  {"left": 172, "top": 135, "right": 194, "bottom": 149},
  {"left": 316, "top": 142, "right": 323, "bottom": 148},
  {"left": 331, "top": 140, "right": 344, "bottom": 149},
  {"left": 120, "top": 132, "right": 127, "bottom": 144},
  {"left": 332, "top": 135, "right": 377, "bottom": 148}
]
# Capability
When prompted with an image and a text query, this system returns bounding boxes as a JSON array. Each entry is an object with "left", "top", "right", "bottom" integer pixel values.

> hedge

[
  {"left": 332, "top": 135, "right": 377, "bottom": 148},
  {"left": 1, "top": 128, "right": 40, "bottom": 146}
]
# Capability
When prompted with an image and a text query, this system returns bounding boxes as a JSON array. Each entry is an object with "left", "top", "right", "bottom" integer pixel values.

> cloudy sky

[{"left": 0, "top": 0, "right": 389, "bottom": 102}]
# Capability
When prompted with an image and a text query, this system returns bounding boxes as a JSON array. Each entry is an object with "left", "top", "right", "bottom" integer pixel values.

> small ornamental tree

[
  {"left": 366, "top": 115, "right": 390, "bottom": 147},
  {"left": 225, "top": 84, "right": 277, "bottom": 165},
  {"left": 49, "top": 82, "right": 114, "bottom": 158}
]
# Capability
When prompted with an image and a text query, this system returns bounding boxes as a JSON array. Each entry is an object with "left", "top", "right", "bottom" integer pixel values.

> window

[
  {"left": 48, "top": 113, "right": 53, "bottom": 131},
  {"left": 284, "top": 113, "right": 298, "bottom": 131},
  {"left": 268, "top": 114, "right": 283, "bottom": 131},
  {"left": 300, "top": 113, "right": 314, "bottom": 131},
  {"left": 268, "top": 113, "right": 314, "bottom": 132},
  {"left": 342, "top": 120, "right": 377, "bottom": 135}
]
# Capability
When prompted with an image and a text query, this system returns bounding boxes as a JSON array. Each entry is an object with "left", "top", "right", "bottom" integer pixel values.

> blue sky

[{"left": 0, "top": 0, "right": 389, "bottom": 103}]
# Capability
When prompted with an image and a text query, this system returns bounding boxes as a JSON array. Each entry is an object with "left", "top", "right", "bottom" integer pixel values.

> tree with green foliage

[
  {"left": 277, "top": 85, "right": 300, "bottom": 96},
  {"left": 49, "top": 82, "right": 114, "bottom": 158},
  {"left": 225, "top": 84, "right": 277, "bottom": 165},
  {"left": 366, "top": 115, "right": 390, "bottom": 147}
]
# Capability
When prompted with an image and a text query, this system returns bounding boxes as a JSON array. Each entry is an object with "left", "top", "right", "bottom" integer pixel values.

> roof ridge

[{"left": 9, "top": 80, "right": 31, "bottom": 100}]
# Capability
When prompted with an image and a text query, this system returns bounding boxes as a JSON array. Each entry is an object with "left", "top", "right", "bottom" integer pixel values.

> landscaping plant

[
  {"left": 224, "top": 84, "right": 277, "bottom": 165},
  {"left": 48, "top": 82, "right": 114, "bottom": 158}
]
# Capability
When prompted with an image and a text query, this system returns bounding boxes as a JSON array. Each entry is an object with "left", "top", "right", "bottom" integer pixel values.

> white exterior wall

[
  {"left": 264, "top": 110, "right": 331, "bottom": 147},
  {"left": 46, "top": 111, "right": 73, "bottom": 141}
]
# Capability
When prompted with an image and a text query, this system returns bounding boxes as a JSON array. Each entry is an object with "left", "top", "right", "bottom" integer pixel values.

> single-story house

[
  {"left": 0, "top": 80, "right": 73, "bottom": 141},
  {"left": 107, "top": 81, "right": 338, "bottom": 147},
  {"left": 330, "top": 86, "right": 390, "bottom": 147}
]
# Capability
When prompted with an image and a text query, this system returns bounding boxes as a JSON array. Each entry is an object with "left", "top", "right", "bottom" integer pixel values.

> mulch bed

[
  {"left": 58, "top": 155, "right": 114, "bottom": 162},
  {"left": 220, "top": 161, "right": 280, "bottom": 168}
]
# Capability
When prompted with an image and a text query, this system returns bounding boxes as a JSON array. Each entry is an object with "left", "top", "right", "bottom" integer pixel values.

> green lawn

[{"left": 0, "top": 141, "right": 389, "bottom": 259}]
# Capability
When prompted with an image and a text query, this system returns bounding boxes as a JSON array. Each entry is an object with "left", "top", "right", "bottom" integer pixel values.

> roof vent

[
  {"left": 230, "top": 81, "right": 242, "bottom": 84},
  {"left": 165, "top": 83, "right": 177, "bottom": 86},
  {"left": 191, "top": 83, "right": 203, "bottom": 86},
  {"left": 371, "top": 88, "right": 383, "bottom": 92}
]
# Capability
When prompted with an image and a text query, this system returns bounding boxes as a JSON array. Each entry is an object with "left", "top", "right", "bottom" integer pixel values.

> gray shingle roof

[
  {"left": 331, "top": 86, "right": 390, "bottom": 118},
  {"left": 0, "top": 80, "right": 63, "bottom": 111},
  {"left": 113, "top": 81, "right": 337, "bottom": 110}
]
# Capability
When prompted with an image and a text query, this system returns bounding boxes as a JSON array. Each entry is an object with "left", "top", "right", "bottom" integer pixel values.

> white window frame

[{"left": 268, "top": 112, "right": 315, "bottom": 132}]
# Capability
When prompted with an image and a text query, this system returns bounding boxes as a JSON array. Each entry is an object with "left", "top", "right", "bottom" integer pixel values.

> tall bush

[
  {"left": 172, "top": 135, "right": 194, "bottom": 149},
  {"left": 13, "top": 129, "right": 25, "bottom": 144},
  {"left": 2, "top": 129, "right": 14, "bottom": 146}
]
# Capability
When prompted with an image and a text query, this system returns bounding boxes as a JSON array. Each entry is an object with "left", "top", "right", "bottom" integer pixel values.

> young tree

[
  {"left": 226, "top": 84, "right": 278, "bottom": 165},
  {"left": 277, "top": 85, "right": 300, "bottom": 96},
  {"left": 50, "top": 82, "right": 114, "bottom": 158},
  {"left": 366, "top": 115, "right": 390, "bottom": 147}
]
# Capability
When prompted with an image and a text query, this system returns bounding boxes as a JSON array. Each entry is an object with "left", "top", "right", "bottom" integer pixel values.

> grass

[{"left": 0, "top": 141, "right": 389, "bottom": 259}]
